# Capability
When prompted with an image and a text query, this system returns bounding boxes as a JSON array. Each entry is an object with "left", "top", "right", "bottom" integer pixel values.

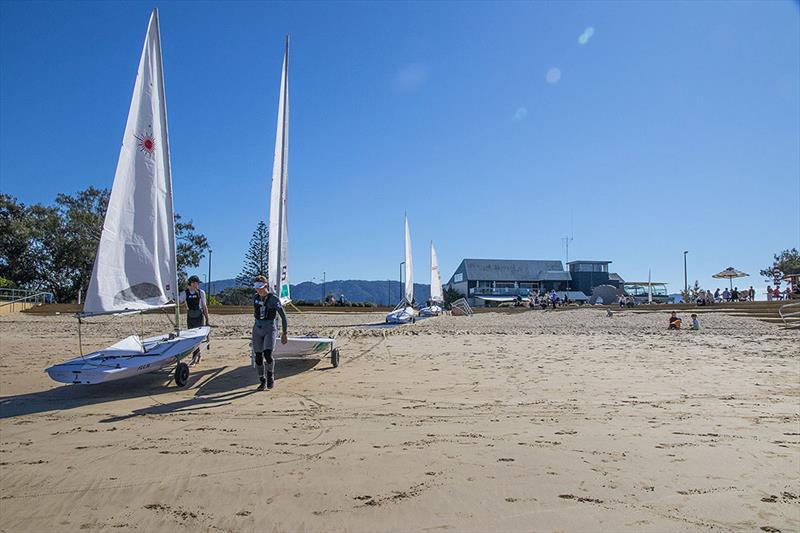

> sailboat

[
  {"left": 45, "top": 10, "right": 209, "bottom": 386},
  {"left": 386, "top": 213, "right": 417, "bottom": 324},
  {"left": 419, "top": 241, "right": 443, "bottom": 316},
  {"left": 267, "top": 36, "right": 339, "bottom": 367}
]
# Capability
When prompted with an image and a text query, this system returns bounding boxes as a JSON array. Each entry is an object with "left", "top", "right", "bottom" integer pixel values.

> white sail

[
  {"left": 430, "top": 241, "right": 443, "bottom": 303},
  {"left": 83, "top": 9, "right": 177, "bottom": 316},
  {"left": 268, "top": 36, "right": 291, "bottom": 303},
  {"left": 404, "top": 213, "right": 414, "bottom": 305}
]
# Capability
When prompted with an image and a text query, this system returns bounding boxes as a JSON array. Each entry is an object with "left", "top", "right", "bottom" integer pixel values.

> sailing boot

[{"left": 266, "top": 372, "right": 275, "bottom": 390}]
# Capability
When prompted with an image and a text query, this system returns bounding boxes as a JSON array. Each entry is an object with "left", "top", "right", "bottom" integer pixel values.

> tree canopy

[
  {"left": 760, "top": 248, "right": 800, "bottom": 284},
  {"left": 236, "top": 221, "right": 269, "bottom": 288},
  {"left": 0, "top": 188, "right": 208, "bottom": 302}
]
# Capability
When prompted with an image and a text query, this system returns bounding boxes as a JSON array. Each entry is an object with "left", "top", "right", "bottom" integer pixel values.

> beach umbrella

[{"left": 712, "top": 267, "right": 749, "bottom": 291}]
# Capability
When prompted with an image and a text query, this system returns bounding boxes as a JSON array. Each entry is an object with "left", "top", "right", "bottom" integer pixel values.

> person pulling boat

[{"left": 252, "top": 275, "right": 288, "bottom": 390}]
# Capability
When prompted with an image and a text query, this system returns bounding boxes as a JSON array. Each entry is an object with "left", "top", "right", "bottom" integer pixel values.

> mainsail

[
  {"left": 404, "top": 213, "right": 414, "bottom": 305},
  {"left": 268, "top": 36, "right": 291, "bottom": 303},
  {"left": 430, "top": 241, "right": 443, "bottom": 303},
  {"left": 83, "top": 9, "right": 178, "bottom": 317}
]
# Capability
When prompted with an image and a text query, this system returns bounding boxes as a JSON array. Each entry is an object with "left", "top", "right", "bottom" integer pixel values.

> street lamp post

[
  {"left": 207, "top": 249, "right": 212, "bottom": 298},
  {"left": 323, "top": 271, "right": 326, "bottom": 303},
  {"left": 683, "top": 251, "right": 688, "bottom": 293}
]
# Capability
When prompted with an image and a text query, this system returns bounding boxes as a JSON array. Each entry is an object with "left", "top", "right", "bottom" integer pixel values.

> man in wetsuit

[{"left": 252, "top": 275, "right": 288, "bottom": 391}]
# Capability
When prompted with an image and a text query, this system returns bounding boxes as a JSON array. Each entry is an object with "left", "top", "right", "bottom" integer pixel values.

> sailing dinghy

[
  {"left": 419, "top": 241, "right": 443, "bottom": 316},
  {"left": 266, "top": 36, "right": 339, "bottom": 367},
  {"left": 45, "top": 10, "right": 209, "bottom": 386},
  {"left": 386, "top": 214, "right": 417, "bottom": 324}
]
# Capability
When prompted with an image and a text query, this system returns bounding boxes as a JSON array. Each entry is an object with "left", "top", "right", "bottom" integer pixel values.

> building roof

[
  {"left": 567, "top": 260, "right": 612, "bottom": 265},
  {"left": 457, "top": 259, "right": 565, "bottom": 282},
  {"left": 608, "top": 273, "right": 624, "bottom": 283},
  {"left": 540, "top": 270, "right": 572, "bottom": 281}
]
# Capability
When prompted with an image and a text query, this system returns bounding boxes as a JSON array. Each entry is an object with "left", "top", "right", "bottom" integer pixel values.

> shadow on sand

[{"left": 0, "top": 358, "right": 320, "bottom": 421}]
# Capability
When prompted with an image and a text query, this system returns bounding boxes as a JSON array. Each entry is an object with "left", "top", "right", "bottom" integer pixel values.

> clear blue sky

[{"left": 2, "top": 1, "right": 799, "bottom": 295}]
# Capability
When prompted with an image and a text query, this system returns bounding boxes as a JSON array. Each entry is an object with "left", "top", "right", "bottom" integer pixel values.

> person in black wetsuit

[
  {"left": 252, "top": 275, "right": 288, "bottom": 390},
  {"left": 180, "top": 275, "right": 209, "bottom": 329}
]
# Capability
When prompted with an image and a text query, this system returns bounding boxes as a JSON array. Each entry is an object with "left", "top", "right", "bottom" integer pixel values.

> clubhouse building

[{"left": 446, "top": 258, "right": 623, "bottom": 307}]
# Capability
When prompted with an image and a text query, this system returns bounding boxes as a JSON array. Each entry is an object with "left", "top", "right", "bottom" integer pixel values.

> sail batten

[
  {"left": 83, "top": 9, "right": 176, "bottom": 317},
  {"left": 269, "top": 36, "right": 291, "bottom": 304}
]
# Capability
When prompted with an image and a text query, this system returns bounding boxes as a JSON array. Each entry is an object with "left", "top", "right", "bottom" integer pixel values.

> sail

[
  {"left": 83, "top": 9, "right": 177, "bottom": 316},
  {"left": 268, "top": 36, "right": 291, "bottom": 304},
  {"left": 430, "top": 241, "right": 443, "bottom": 303},
  {"left": 404, "top": 213, "right": 414, "bottom": 305}
]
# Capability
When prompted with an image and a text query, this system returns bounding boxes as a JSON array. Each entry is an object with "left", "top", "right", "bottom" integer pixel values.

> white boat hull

[
  {"left": 46, "top": 327, "right": 209, "bottom": 385},
  {"left": 419, "top": 305, "right": 442, "bottom": 317},
  {"left": 273, "top": 336, "right": 334, "bottom": 359},
  {"left": 386, "top": 306, "right": 416, "bottom": 324}
]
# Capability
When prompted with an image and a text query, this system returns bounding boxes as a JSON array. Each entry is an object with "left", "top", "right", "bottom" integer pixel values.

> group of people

[
  {"left": 527, "top": 289, "right": 568, "bottom": 310},
  {"left": 767, "top": 284, "right": 798, "bottom": 301},
  {"left": 668, "top": 311, "right": 700, "bottom": 331},
  {"left": 180, "top": 273, "right": 289, "bottom": 391},
  {"left": 696, "top": 286, "right": 755, "bottom": 305}
]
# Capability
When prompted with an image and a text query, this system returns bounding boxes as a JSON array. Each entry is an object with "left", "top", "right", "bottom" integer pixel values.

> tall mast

[
  {"left": 276, "top": 35, "right": 289, "bottom": 294},
  {"left": 152, "top": 8, "right": 180, "bottom": 333}
]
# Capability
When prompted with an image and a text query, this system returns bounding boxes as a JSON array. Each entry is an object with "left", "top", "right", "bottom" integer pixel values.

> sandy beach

[{"left": 1, "top": 308, "right": 798, "bottom": 532}]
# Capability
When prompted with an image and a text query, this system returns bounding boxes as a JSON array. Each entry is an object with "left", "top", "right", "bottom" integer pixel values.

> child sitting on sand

[
  {"left": 668, "top": 311, "right": 681, "bottom": 330},
  {"left": 690, "top": 314, "right": 700, "bottom": 330}
]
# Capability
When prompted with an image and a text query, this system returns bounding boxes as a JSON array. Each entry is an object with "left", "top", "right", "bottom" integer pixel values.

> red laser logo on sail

[{"left": 135, "top": 129, "right": 156, "bottom": 156}]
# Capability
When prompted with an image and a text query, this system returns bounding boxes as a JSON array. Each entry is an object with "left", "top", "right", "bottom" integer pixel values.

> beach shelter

[{"left": 712, "top": 267, "right": 749, "bottom": 290}]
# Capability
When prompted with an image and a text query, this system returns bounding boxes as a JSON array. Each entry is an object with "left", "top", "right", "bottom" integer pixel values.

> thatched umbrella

[{"left": 712, "top": 267, "right": 749, "bottom": 291}]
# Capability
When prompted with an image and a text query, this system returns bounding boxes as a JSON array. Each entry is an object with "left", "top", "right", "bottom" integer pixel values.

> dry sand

[{"left": 0, "top": 308, "right": 798, "bottom": 532}]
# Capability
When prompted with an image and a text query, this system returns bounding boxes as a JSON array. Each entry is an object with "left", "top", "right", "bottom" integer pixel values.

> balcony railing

[{"left": 470, "top": 287, "right": 534, "bottom": 296}]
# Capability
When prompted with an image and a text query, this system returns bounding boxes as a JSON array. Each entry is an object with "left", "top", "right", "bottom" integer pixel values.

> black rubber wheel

[
  {"left": 175, "top": 362, "right": 190, "bottom": 387},
  {"left": 331, "top": 348, "right": 340, "bottom": 368}
]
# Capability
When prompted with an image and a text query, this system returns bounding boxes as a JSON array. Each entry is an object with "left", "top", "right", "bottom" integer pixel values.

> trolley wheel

[
  {"left": 175, "top": 362, "right": 190, "bottom": 387},
  {"left": 331, "top": 348, "right": 340, "bottom": 368},
  {"left": 411, "top": 317, "right": 416, "bottom": 323}
]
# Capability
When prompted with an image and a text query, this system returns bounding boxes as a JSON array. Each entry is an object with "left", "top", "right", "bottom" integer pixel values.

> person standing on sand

[
  {"left": 179, "top": 275, "right": 209, "bottom": 365},
  {"left": 749, "top": 286, "right": 755, "bottom": 301},
  {"left": 252, "top": 275, "right": 288, "bottom": 391}
]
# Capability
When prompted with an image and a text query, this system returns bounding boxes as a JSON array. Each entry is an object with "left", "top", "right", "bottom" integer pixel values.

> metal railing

[
  {"left": 0, "top": 289, "right": 54, "bottom": 308},
  {"left": 778, "top": 302, "right": 800, "bottom": 329},
  {"left": 470, "top": 287, "right": 533, "bottom": 296}
]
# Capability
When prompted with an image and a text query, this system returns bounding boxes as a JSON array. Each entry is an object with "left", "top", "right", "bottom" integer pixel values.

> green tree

[
  {"left": 175, "top": 213, "right": 209, "bottom": 289},
  {"left": 760, "top": 248, "right": 800, "bottom": 284},
  {"left": 236, "top": 221, "right": 269, "bottom": 288},
  {"left": 680, "top": 280, "right": 702, "bottom": 303},
  {"left": 0, "top": 188, "right": 208, "bottom": 302},
  {"left": 0, "top": 194, "right": 37, "bottom": 287},
  {"left": 443, "top": 285, "right": 463, "bottom": 307}
]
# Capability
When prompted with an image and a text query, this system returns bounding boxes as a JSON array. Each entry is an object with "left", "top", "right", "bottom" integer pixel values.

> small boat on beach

[
  {"left": 46, "top": 9, "right": 208, "bottom": 386},
  {"left": 263, "top": 36, "right": 339, "bottom": 367},
  {"left": 386, "top": 213, "right": 418, "bottom": 324},
  {"left": 419, "top": 241, "right": 444, "bottom": 317}
]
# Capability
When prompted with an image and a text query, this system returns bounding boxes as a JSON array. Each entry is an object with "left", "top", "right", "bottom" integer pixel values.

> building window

[
  {"left": 496, "top": 282, "right": 515, "bottom": 289},
  {"left": 519, "top": 282, "right": 536, "bottom": 289},
  {"left": 454, "top": 273, "right": 463, "bottom": 283},
  {"left": 477, "top": 280, "right": 492, "bottom": 288}
]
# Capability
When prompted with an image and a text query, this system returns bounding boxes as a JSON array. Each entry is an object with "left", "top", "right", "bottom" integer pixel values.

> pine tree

[{"left": 236, "top": 221, "right": 269, "bottom": 287}]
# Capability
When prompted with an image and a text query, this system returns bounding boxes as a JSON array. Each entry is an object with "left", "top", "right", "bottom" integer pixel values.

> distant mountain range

[{"left": 201, "top": 278, "right": 431, "bottom": 307}]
